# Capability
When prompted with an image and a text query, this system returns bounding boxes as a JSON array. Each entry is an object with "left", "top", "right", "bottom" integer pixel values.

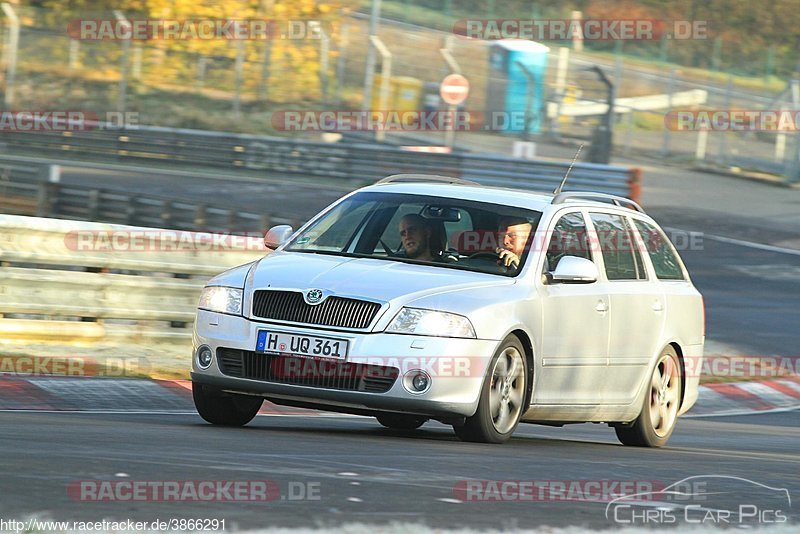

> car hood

[{"left": 245, "top": 251, "right": 514, "bottom": 307}]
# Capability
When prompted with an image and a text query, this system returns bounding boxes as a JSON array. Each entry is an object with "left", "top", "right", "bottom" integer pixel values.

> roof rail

[
  {"left": 551, "top": 192, "right": 645, "bottom": 213},
  {"left": 375, "top": 174, "right": 481, "bottom": 186}
]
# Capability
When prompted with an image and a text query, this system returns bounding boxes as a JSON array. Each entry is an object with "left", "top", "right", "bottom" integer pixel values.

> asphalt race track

[{"left": 0, "top": 410, "right": 798, "bottom": 530}]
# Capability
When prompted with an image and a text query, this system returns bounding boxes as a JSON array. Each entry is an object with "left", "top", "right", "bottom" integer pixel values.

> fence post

[
  {"left": 69, "top": 39, "right": 80, "bottom": 70},
  {"left": 194, "top": 204, "right": 207, "bottom": 227},
  {"left": 361, "top": 0, "right": 382, "bottom": 111},
  {"left": 36, "top": 182, "right": 59, "bottom": 217},
  {"left": 259, "top": 40, "right": 272, "bottom": 101},
  {"left": 661, "top": 69, "right": 675, "bottom": 157},
  {"left": 695, "top": 130, "right": 708, "bottom": 161},
  {"left": 233, "top": 41, "right": 245, "bottom": 116},
  {"left": 49, "top": 164, "right": 62, "bottom": 183},
  {"left": 132, "top": 43, "right": 143, "bottom": 80},
  {"left": 125, "top": 198, "right": 137, "bottom": 225},
  {"left": 87, "top": 189, "right": 101, "bottom": 220},
  {"left": 775, "top": 123, "right": 787, "bottom": 161},
  {"left": 160, "top": 201, "right": 173, "bottom": 227},
  {"left": 549, "top": 46, "right": 570, "bottom": 139},
  {"left": 623, "top": 110, "right": 634, "bottom": 156},
  {"left": 784, "top": 79, "right": 800, "bottom": 184},
  {"left": 717, "top": 76, "right": 733, "bottom": 165},
  {"left": 1, "top": 2, "right": 19, "bottom": 107},
  {"left": 114, "top": 10, "right": 131, "bottom": 113},
  {"left": 335, "top": 23, "right": 349, "bottom": 105},
  {"left": 319, "top": 28, "right": 330, "bottom": 105},
  {"left": 227, "top": 209, "right": 239, "bottom": 233},
  {"left": 370, "top": 36, "right": 392, "bottom": 143},
  {"left": 787, "top": 136, "right": 800, "bottom": 184}
]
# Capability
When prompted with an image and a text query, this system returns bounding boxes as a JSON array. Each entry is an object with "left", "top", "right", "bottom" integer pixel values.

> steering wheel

[
  {"left": 380, "top": 238, "right": 402, "bottom": 256},
  {"left": 468, "top": 251, "right": 500, "bottom": 261},
  {"left": 467, "top": 251, "right": 512, "bottom": 273}
]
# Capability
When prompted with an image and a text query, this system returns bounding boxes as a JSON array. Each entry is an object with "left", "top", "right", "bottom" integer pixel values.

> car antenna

[{"left": 553, "top": 143, "right": 584, "bottom": 195}]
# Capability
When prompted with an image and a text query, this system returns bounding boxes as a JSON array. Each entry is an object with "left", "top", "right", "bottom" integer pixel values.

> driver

[
  {"left": 398, "top": 214, "right": 436, "bottom": 261},
  {"left": 496, "top": 217, "right": 533, "bottom": 270}
]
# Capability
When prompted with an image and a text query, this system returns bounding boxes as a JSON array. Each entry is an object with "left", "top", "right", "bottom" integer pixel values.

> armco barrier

[
  {"left": 0, "top": 159, "right": 299, "bottom": 232},
  {"left": 0, "top": 124, "right": 641, "bottom": 201},
  {"left": 0, "top": 214, "right": 268, "bottom": 347}
]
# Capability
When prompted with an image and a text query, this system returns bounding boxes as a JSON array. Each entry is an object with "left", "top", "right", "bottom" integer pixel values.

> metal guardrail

[
  {"left": 0, "top": 160, "right": 299, "bottom": 231},
  {"left": 0, "top": 214, "right": 268, "bottom": 346},
  {"left": 0, "top": 124, "right": 641, "bottom": 200}
]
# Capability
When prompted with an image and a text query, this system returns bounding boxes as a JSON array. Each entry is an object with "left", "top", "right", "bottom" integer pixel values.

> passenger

[
  {"left": 496, "top": 217, "right": 533, "bottom": 270},
  {"left": 398, "top": 214, "right": 436, "bottom": 261}
]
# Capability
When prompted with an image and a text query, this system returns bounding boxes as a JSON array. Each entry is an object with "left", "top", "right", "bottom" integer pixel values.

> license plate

[{"left": 256, "top": 330, "right": 348, "bottom": 360}]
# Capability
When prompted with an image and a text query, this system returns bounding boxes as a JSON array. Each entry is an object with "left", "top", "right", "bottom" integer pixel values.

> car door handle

[
  {"left": 652, "top": 301, "right": 664, "bottom": 312},
  {"left": 595, "top": 300, "right": 608, "bottom": 313}
]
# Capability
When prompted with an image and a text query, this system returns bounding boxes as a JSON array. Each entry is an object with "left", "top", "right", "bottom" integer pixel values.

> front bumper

[{"left": 191, "top": 310, "right": 498, "bottom": 419}]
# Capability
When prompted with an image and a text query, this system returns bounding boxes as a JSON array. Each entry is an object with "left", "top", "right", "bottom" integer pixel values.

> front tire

[
  {"left": 376, "top": 414, "right": 427, "bottom": 430},
  {"left": 193, "top": 383, "right": 263, "bottom": 427},
  {"left": 615, "top": 346, "right": 682, "bottom": 447},
  {"left": 453, "top": 336, "right": 528, "bottom": 444}
]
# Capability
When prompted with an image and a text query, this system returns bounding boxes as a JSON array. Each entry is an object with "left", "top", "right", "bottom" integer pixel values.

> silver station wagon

[{"left": 191, "top": 175, "right": 704, "bottom": 446}]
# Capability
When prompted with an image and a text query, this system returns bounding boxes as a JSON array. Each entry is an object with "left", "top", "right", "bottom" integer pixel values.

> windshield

[{"left": 285, "top": 191, "right": 542, "bottom": 277}]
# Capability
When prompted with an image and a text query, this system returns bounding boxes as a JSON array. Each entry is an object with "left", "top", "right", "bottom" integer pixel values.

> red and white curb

[
  {"left": 0, "top": 376, "right": 330, "bottom": 416},
  {"left": 0, "top": 375, "right": 798, "bottom": 416},
  {"left": 687, "top": 377, "right": 800, "bottom": 417}
]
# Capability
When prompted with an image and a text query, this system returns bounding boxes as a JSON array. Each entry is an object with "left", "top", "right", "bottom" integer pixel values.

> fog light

[
  {"left": 196, "top": 345, "right": 213, "bottom": 369},
  {"left": 403, "top": 369, "right": 431, "bottom": 394}
]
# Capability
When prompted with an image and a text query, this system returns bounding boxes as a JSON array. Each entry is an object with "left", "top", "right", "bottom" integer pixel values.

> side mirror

[
  {"left": 264, "top": 225, "right": 294, "bottom": 250},
  {"left": 550, "top": 256, "right": 598, "bottom": 284}
]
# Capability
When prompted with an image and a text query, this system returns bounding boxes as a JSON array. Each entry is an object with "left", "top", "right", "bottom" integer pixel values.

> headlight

[
  {"left": 198, "top": 286, "right": 243, "bottom": 315},
  {"left": 386, "top": 307, "right": 476, "bottom": 338}
]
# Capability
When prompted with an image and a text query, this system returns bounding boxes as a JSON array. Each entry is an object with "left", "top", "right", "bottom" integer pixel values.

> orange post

[{"left": 627, "top": 167, "right": 643, "bottom": 203}]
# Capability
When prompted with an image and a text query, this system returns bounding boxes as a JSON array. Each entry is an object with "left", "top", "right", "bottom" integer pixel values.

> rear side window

[
  {"left": 633, "top": 219, "right": 686, "bottom": 280},
  {"left": 545, "top": 212, "right": 592, "bottom": 271},
  {"left": 589, "top": 212, "right": 647, "bottom": 281}
]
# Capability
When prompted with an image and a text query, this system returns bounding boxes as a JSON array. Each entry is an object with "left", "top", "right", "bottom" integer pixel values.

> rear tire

[
  {"left": 453, "top": 336, "right": 528, "bottom": 444},
  {"left": 192, "top": 383, "right": 263, "bottom": 427},
  {"left": 615, "top": 346, "right": 682, "bottom": 447},
  {"left": 376, "top": 414, "right": 427, "bottom": 430}
]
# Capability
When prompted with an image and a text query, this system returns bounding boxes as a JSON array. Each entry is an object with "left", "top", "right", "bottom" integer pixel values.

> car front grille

[
  {"left": 251, "top": 290, "right": 381, "bottom": 329},
  {"left": 217, "top": 348, "right": 399, "bottom": 394}
]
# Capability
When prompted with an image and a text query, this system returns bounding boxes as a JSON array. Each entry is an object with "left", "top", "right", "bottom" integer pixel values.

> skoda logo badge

[{"left": 305, "top": 289, "right": 324, "bottom": 305}]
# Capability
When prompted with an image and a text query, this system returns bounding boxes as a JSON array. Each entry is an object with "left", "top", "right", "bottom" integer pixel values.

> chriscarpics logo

[{"left": 606, "top": 475, "right": 791, "bottom": 526}]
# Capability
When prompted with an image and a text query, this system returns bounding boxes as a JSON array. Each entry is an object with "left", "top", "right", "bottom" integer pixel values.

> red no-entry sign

[{"left": 440, "top": 74, "right": 470, "bottom": 106}]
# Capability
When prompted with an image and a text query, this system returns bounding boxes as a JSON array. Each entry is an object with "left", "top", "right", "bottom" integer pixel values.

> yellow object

[{"left": 372, "top": 76, "right": 424, "bottom": 112}]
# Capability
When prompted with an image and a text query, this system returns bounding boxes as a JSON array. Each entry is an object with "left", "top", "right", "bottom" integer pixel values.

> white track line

[
  {"left": 666, "top": 227, "right": 800, "bottom": 256},
  {"left": 684, "top": 405, "right": 800, "bottom": 418},
  {"left": 0, "top": 409, "right": 360, "bottom": 417}
]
